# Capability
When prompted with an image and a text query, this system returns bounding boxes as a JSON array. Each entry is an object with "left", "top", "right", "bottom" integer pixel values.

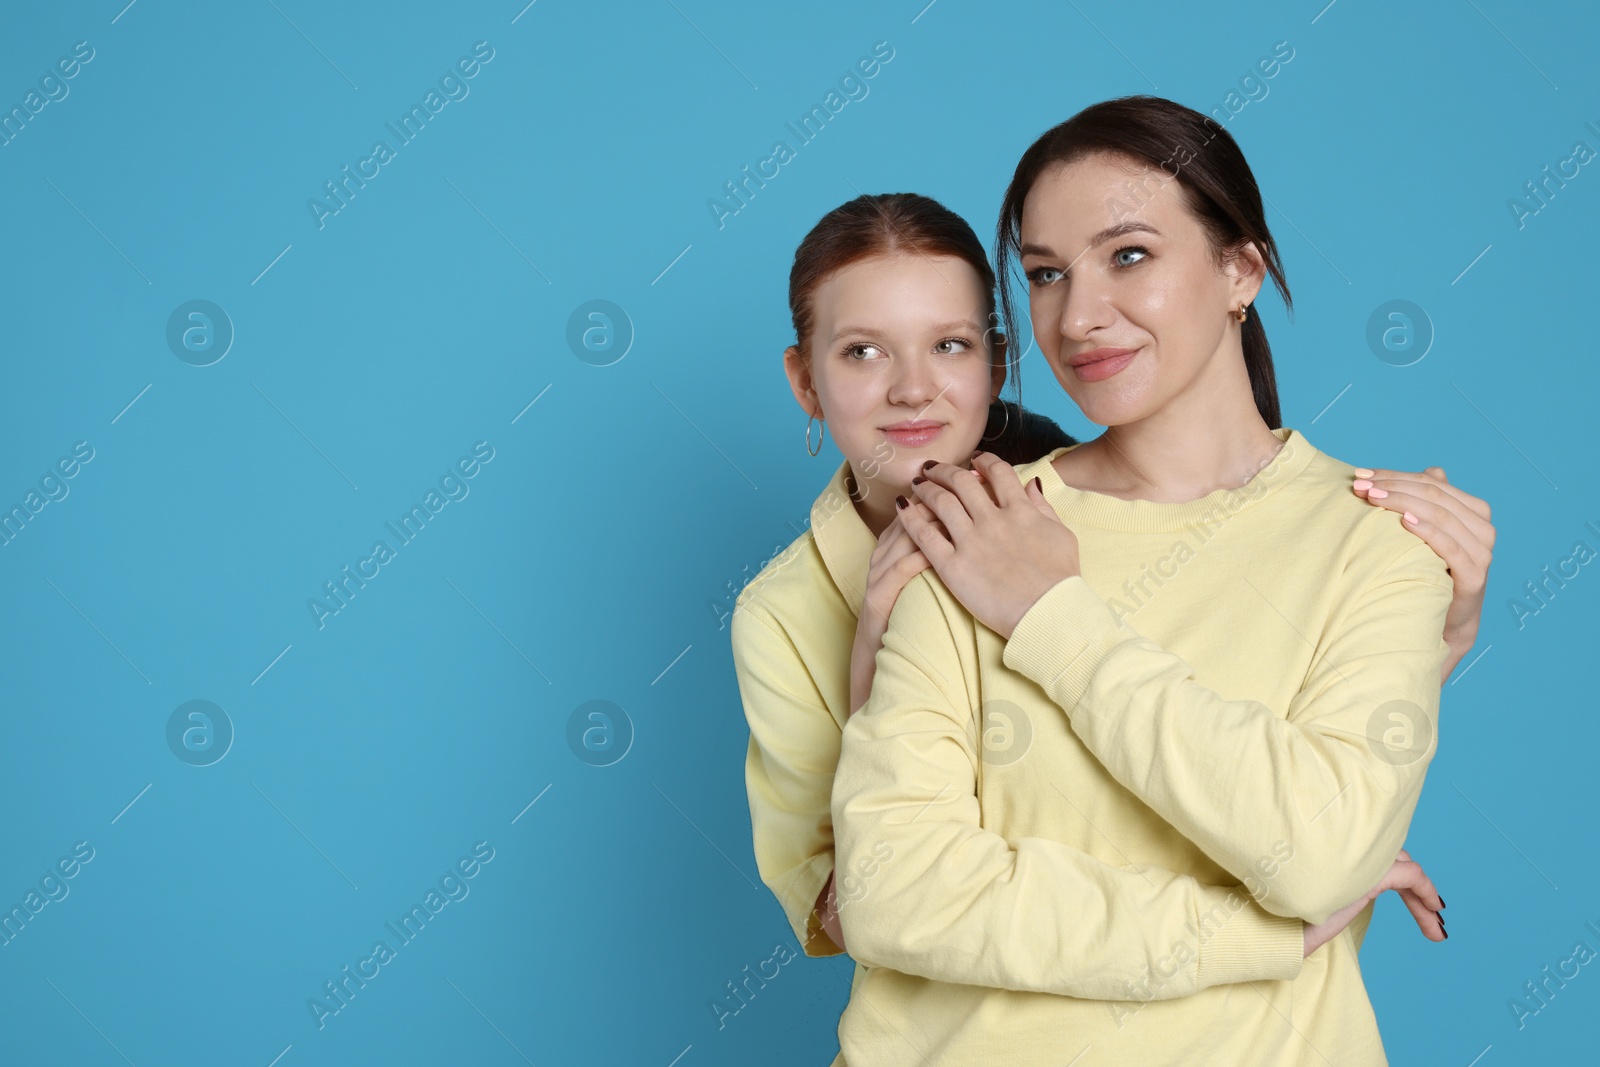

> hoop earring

[
  {"left": 1233, "top": 302, "right": 1250, "bottom": 323},
  {"left": 980, "top": 400, "right": 1010, "bottom": 443},
  {"left": 806, "top": 413, "right": 825, "bottom": 456}
]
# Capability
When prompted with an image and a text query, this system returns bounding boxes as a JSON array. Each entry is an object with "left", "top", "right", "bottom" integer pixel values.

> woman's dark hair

[
  {"left": 983, "top": 399, "right": 1076, "bottom": 465},
  {"left": 994, "top": 95, "right": 1290, "bottom": 429},
  {"left": 788, "top": 193, "right": 1076, "bottom": 464}
]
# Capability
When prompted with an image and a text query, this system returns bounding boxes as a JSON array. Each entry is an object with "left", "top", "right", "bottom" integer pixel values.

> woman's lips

[
  {"left": 881, "top": 421, "right": 944, "bottom": 447},
  {"left": 1070, "top": 347, "right": 1138, "bottom": 382}
]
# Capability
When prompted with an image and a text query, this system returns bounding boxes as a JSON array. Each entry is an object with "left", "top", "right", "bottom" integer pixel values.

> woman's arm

[
  {"left": 833, "top": 571, "right": 1309, "bottom": 999},
  {"left": 1349, "top": 465, "right": 1495, "bottom": 682},
  {"left": 1001, "top": 544, "right": 1451, "bottom": 924},
  {"left": 897, "top": 456, "right": 1454, "bottom": 925},
  {"left": 732, "top": 599, "right": 846, "bottom": 957}
]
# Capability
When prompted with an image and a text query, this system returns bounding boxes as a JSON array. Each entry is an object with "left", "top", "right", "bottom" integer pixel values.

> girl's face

[
  {"left": 1019, "top": 152, "right": 1263, "bottom": 427},
  {"left": 786, "top": 252, "right": 1003, "bottom": 507}
]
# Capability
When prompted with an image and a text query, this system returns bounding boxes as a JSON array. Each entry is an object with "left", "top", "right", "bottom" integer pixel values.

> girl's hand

[
  {"left": 1351, "top": 467, "right": 1494, "bottom": 682},
  {"left": 848, "top": 515, "right": 929, "bottom": 714},
  {"left": 1303, "top": 848, "right": 1445, "bottom": 957},
  {"left": 897, "top": 451, "right": 1080, "bottom": 640},
  {"left": 816, "top": 871, "right": 846, "bottom": 952}
]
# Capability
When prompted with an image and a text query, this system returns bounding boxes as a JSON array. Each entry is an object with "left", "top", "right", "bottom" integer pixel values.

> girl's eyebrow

[
  {"left": 830, "top": 324, "right": 890, "bottom": 342},
  {"left": 830, "top": 319, "right": 982, "bottom": 342}
]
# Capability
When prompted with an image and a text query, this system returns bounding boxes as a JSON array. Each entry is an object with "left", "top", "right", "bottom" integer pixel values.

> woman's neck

[{"left": 1056, "top": 366, "right": 1284, "bottom": 503}]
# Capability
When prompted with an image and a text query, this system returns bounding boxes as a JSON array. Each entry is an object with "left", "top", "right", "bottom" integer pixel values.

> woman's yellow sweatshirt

[
  {"left": 732, "top": 430, "right": 1400, "bottom": 1060},
  {"left": 827, "top": 427, "right": 1453, "bottom": 1066}
]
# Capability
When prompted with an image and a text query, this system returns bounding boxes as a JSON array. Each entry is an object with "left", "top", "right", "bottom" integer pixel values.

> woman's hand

[
  {"left": 1303, "top": 848, "right": 1445, "bottom": 957},
  {"left": 1350, "top": 467, "right": 1494, "bottom": 682},
  {"left": 849, "top": 515, "right": 929, "bottom": 714},
  {"left": 896, "top": 451, "right": 1080, "bottom": 640}
]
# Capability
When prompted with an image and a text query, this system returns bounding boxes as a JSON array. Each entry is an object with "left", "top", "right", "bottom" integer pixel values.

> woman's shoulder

[
  {"left": 1287, "top": 434, "right": 1452, "bottom": 584},
  {"left": 1009, "top": 445, "right": 1078, "bottom": 484}
]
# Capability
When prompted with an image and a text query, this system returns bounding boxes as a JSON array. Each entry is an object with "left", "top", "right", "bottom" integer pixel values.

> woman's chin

[{"left": 1068, "top": 389, "right": 1158, "bottom": 429}]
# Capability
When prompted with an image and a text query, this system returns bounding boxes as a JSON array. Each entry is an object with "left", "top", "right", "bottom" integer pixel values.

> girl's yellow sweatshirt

[{"left": 827, "top": 427, "right": 1453, "bottom": 1065}]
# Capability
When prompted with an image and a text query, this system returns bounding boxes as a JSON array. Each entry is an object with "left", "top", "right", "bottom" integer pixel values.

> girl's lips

[
  {"left": 1071, "top": 350, "right": 1137, "bottom": 382},
  {"left": 882, "top": 423, "right": 944, "bottom": 446}
]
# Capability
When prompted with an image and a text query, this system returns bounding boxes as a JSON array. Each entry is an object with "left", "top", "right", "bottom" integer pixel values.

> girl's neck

[{"left": 847, "top": 468, "right": 898, "bottom": 538}]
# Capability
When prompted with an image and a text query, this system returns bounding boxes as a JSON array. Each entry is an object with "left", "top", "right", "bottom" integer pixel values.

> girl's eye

[
  {"left": 1026, "top": 266, "right": 1064, "bottom": 286},
  {"left": 844, "top": 343, "right": 885, "bottom": 361},
  {"left": 1113, "top": 245, "right": 1149, "bottom": 268},
  {"left": 934, "top": 338, "right": 973, "bottom": 355}
]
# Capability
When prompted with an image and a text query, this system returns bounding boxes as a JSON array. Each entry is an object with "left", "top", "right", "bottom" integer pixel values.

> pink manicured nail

[
  {"left": 1353, "top": 468, "right": 1375, "bottom": 478},
  {"left": 1404, "top": 512, "right": 1419, "bottom": 524},
  {"left": 1368, "top": 488, "right": 1389, "bottom": 499},
  {"left": 1352, "top": 479, "right": 1373, "bottom": 491}
]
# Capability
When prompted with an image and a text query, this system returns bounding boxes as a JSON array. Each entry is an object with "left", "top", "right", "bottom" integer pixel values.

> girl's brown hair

[{"left": 995, "top": 95, "right": 1291, "bottom": 429}]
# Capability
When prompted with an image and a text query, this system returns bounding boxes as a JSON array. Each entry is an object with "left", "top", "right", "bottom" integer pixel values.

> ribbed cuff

[
  {"left": 1193, "top": 893, "right": 1305, "bottom": 988},
  {"left": 1002, "top": 576, "right": 1126, "bottom": 715}
]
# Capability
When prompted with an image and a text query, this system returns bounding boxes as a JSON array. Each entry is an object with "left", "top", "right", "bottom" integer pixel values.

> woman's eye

[
  {"left": 934, "top": 338, "right": 972, "bottom": 355},
  {"left": 1027, "top": 266, "right": 1064, "bottom": 286},
  {"left": 844, "top": 343, "right": 884, "bottom": 361},
  {"left": 1113, "top": 246, "right": 1149, "bottom": 268}
]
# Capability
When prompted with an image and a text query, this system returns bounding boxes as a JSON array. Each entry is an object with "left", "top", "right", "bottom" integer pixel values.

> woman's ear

[
  {"left": 783, "top": 345, "right": 820, "bottom": 417},
  {"left": 1226, "top": 241, "right": 1267, "bottom": 309}
]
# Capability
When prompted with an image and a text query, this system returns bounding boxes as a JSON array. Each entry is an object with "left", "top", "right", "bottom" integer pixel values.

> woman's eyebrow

[{"left": 1020, "top": 221, "right": 1163, "bottom": 259}]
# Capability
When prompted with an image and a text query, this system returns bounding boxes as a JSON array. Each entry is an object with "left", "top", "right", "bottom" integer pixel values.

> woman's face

[
  {"left": 1019, "top": 152, "right": 1262, "bottom": 427},
  {"left": 788, "top": 252, "right": 1003, "bottom": 504}
]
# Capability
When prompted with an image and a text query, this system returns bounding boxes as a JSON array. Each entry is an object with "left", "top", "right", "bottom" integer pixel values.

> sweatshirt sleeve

[
  {"left": 730, "top": 598, "right": 843, "bottom": 957},
  {"left": 1002, "top": 537, "right": 1453, "bottom": 925},
  {"left": 832, "top": 572, "right": 1306, "bottom": 998}
]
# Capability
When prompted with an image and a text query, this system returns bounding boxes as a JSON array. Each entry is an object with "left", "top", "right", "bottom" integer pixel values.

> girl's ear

[
  {"left": 989, "top": 333, "right": 1009, "bottom": 402},
  {"left": 783, "top": 345, "right": 820, "bottom": 417}
]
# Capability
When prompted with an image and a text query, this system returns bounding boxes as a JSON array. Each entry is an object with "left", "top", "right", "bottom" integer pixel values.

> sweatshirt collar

[
  {"left": 810, "top": 460, "right": 875, "bottom": 619},
  {"left": 1029, "top": 427, "right": 1317, "bottom": 534}
]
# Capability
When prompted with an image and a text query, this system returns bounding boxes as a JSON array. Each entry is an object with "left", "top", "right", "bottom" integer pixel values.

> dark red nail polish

[
  {"left": 895, "top": 495, "right": 908, "bottom": 509},
  {"left": 921, "top": 460, "right": 937, "bottom": 471},
  {"left": 1439, "top": 896, "right": 1446, "bottom": 910},
  {"left": 912, "top": 475, "right": 925, "bottom": 485},
  {"left": 1032, "top": 476, "right": 1042, "bottom": 492}
]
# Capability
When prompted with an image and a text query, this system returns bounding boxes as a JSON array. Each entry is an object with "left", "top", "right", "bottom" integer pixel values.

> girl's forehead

[{"left": 814, "top": 253, "right": 988, "bottom": 312}]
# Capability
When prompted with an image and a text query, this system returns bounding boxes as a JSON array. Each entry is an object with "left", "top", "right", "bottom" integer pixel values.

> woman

[
  {"left": 734, "top": 189, "right": 1483, "bottom": 976},
  {"left": 829, "top": 98, "right": 1486, "bottom": 1064}
]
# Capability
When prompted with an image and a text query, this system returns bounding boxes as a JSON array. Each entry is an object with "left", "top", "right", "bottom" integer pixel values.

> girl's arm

[
  {"left": 897, "top": 456, "right": 1454, "bottom": 925},
  {"left": 1349, "top": 465, "right": 1495, "bottom": 682},
  {"left": 732, "top": 599, "right": 847, "bottom": 957}
]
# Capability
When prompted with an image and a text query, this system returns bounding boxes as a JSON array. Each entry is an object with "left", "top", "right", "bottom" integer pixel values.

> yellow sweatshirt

[
  {"left": 829, "top": 427, "right": 1453, "bottom": 1066},
  {"left": 732, "top": 446, "right": 1320, "bottom": 1035}
]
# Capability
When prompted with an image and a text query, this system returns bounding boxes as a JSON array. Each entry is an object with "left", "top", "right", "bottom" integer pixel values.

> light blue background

[{"left": 1, "top": 1, "right": 1595, "bottom": 1064}]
